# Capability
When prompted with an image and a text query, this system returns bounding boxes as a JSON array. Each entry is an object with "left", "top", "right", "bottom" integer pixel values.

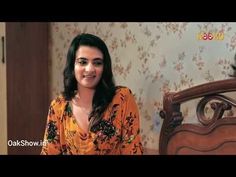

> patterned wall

[{"left": 49, "top": 22, "right": 236, "bottom": 153}]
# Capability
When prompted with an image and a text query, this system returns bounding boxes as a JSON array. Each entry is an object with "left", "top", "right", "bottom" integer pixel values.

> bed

[{"left": 159, "top": 76, "right": 236, "bottom": 155}]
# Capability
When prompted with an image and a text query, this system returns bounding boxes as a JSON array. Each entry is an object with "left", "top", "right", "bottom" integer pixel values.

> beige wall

[
  {"left": 0, "top": 22, "right": 7, "bottom": 154},
  {"left": 49, "top": 22, "right": 236, "bottom": 152}
]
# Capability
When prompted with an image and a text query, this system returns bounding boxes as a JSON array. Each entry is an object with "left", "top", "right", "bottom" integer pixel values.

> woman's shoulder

[
  {"left": 115, "top": 86, "right": 133, "bottom": 97},
  {"left": 50, "top": 94, "right": 67, "bottom": 109}
]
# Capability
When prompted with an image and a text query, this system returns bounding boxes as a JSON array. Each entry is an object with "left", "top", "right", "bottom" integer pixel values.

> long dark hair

[{"left": 62, "top": 33, "right": 116, "bottom": 130}]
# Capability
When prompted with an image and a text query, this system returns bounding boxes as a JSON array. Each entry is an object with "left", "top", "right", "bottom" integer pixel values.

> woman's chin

[{"left": 81, "top": 83, "right": 97, "bottom": 89}]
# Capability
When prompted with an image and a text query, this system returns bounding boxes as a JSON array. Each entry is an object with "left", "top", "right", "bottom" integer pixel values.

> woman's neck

[{"left": 76, "top": 86, "right": 95, "bottom": 107}]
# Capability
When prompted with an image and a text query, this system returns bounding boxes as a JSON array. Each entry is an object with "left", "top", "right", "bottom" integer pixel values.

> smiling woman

[{"left": 41, "top": 33, "right": 143, "bottom": 155}]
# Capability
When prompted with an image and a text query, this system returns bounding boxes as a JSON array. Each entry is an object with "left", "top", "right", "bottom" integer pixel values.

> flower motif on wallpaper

[
  {"left": 120, "top": 23, "right": 128, "bottom": 29},
  {"left": 218, "top": 58, "right": 231, "bottom": 77},
  {"left": 174, "top": 63, "right": 184, "bottom": 72},
  {"left": 173, "top": 73, "right": 194, "bottom": 91},
  {"left": 135, "top": 89, "right": 144, "bottom": 111},
  {"left": 110, "top": 37, "right": 119, "bottom": 52},
  {"left": 125, "top": 31, "right": 137, "bottom": 43},
  {"left": 159, "top": 22, "right": 188, "bottom": 39},
  {"left": 173, "top": 52, "right": 186, "bottom": 72},
  {"left": 154, "top": 101, "right": 162, "bottom": 111},
  {"left": 226, "top": 33, "right": 236, "bottom": 51},
  {"left": 204, "top": 70, "right": 215, "bottom": 82},
  {"left": 113, "top": 61, "right": 132, "bottom": 80},
  {"left": 159, "top": 56, "right": 167, "bottom": 68},
  {"left": 143, "top": 26, "right": 152, "bottom": 37},
  {"left": 151, "top": 71, "right": 162, "bottom": 83},
  {"left": 192, "top": 54, "right": 205, "bottom": 70},
  {"left": 160, "top": 80, "right": 171, "bottom": 94}
]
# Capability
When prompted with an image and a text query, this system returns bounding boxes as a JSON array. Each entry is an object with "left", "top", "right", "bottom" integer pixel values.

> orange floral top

[{"left": 41, "top": 86, "right": 143, "bottom": 155}]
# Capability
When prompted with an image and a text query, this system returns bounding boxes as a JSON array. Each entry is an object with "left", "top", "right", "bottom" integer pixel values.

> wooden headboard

[{"left": 159, "top": 78, "right": 236, "bottom": 155}]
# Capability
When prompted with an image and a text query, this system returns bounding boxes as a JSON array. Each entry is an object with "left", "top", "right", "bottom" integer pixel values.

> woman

[{"left": 41, "top": 33, "right": 143, "bottom": 155}]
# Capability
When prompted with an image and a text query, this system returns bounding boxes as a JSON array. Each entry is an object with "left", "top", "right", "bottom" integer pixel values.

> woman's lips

[{"left": 83, "top": 75, "right": 95, "bottom": 78}]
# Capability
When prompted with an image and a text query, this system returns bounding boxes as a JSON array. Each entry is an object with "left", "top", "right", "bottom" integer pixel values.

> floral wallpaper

[{"left": 49, "top": 22, "right": 236, "bottom": 154}]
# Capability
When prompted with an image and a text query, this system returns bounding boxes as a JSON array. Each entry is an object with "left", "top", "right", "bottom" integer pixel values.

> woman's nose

[{"left": 85, "top": 63, "right": 95, "bottom": 72}]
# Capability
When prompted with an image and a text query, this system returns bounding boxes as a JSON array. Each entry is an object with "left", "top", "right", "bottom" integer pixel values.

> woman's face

[{"left": 74, "top": 46, "right": 104, "bottom": 89}]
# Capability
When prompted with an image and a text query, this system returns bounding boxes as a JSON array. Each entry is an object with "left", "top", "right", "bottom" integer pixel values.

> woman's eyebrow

[
  {"left": 76, "top": 57, "right": 103, "bottom": 61},
  {"left": 93, "top": 58, "right": 103, "bottom": 61},
  {"left": 76, "top": 57, "right": 88, "bottom": 60}
]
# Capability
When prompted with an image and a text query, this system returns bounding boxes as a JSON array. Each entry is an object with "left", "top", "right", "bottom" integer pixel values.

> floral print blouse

[{"left": 41, "top": 86, "right": 143, "bottom": 155}]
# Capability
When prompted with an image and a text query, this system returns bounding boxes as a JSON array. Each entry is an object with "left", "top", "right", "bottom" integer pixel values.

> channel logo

[{"left": 197, "top": 32, "right": 224, "bottom": 40}]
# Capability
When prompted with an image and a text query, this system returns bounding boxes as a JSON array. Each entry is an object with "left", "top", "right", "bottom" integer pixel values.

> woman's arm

[
  {"left": 41, "top": 100, "right": 62, "bottom": 155},
  {"left": 120, "top": 88, "right": 143, "bottom": 155}
]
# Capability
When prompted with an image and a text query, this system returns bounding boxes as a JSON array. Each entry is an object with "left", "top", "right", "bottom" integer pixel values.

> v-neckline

[{"left": 68, "top": 101, "right": 90, "bottom": 136}]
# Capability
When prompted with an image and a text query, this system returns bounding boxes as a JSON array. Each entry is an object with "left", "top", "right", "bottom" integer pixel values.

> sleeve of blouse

[
  {"left": 120, "top": 88, "right": 143, "bottom": 155},
  {"left": 41, "top": 100, "right": 62, "bottom": 155}
]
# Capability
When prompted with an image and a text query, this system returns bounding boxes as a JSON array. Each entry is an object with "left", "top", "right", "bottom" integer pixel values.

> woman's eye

[
  {"left": 94, "top": 61, "right": 103, "bottom": 66},
  {"left": 79, "top": 61, "right": 87, "bottom": 65},
  {"left": 76, "top": 60, "right": 87, "bottom": 66}
]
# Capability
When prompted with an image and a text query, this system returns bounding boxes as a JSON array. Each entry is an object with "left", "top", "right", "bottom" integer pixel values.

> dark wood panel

[
  {"left": 6, "top": 22, "right": 49, "bottom": 155},
  {"left": 167, "top": 123, "right": 236, "bottom": 154}
]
